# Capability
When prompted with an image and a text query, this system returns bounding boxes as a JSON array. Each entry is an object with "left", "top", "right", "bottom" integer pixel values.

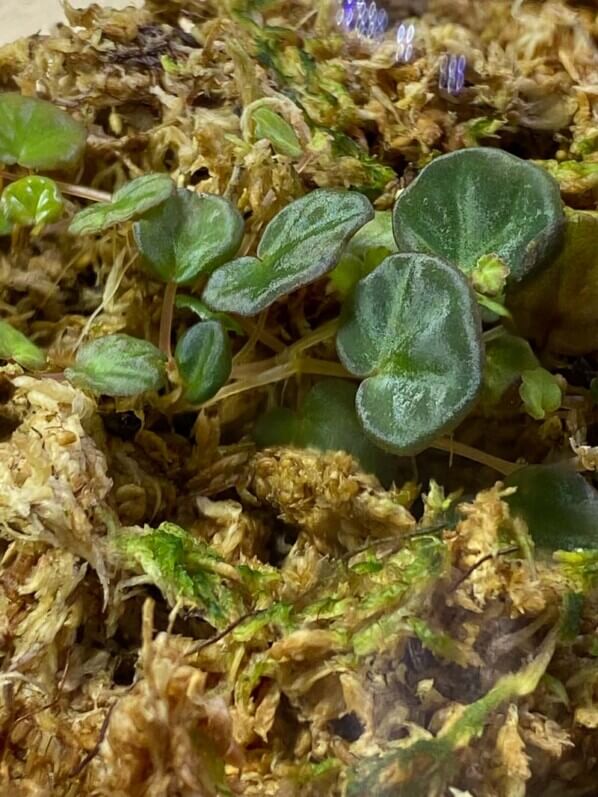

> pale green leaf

[
  {"left": 65, "top": 334, "right": 167, "bottom": 397},
  {"left": 252, "top": 107, "right": 302, "bottom": 157},
  {"left": 519, "top": 367, "right": 562, "bottom": 420},
  {"left": 0, "top": 93, "right": 86, "bottom": 170},
  {"left": 0, "top": 176, "right": 64, "bottom": 228},
  {"left": 0, "top": 319, "right": 46, "bottom": 369}
]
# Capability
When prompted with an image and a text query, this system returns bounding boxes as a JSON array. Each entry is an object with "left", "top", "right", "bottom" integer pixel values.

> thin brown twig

[
  {"left": 431, "top": 438, "right": 521, "bottom": 476},
  {"left": 451, "top": 545, "right": 520, "bottom": 592},
  {"left": 185, "top": 610, "right": 267, "bottom": 656},
  {"left": 68, "top": 702, "right": 116, "bottom": 779}
]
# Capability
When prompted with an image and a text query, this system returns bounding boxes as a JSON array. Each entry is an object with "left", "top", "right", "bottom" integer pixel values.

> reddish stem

[{"left": 159, "top": 282, "right": 177, "bottom": 362}]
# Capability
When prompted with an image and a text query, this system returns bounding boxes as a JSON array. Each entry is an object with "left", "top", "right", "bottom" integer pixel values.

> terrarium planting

[{"left": 1, "top": 1, "right": 598, "bottom": 794}]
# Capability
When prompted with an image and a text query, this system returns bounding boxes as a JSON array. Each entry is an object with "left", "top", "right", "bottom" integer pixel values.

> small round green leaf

[
  {"left": 254, "top": 379, "right": 398, "bottom": 483},
  {"left": 1, "top": 176, "right": 64, "bottom": 228},
  {"left": 252, "top": 107, "right": 302, "bottom": 158},
  {"left": 505, "top": 464, "right": 598, "bottom": 550},
  {"left": 336, "top": 253, "right": 483, "bottom": 455},
  {"left": 482, "top": 333, "right": 538, "bottom": 405},
  {"left": 65, "top": 334, "right": 167, "bottom": 397},
  {"left": 203, "top": 189, "right": 374, "bottom": 315},
  {"left": 0, "top": 319, "right": 46, "bottom": 369},
  {"left": 393, "top": 148, "right": 564, "bottom": 282},
  {"left": 0, "top": 93, "right": 86, "bottom": 171},
  {"left": 519, "top": 368, "right": 562, "bottom": 420},
  {"left": 175, "top": 321, "right": 232, "bottom": 404},
  {"left": 133, "top": 189, "right": 244, "bottom": 285},
  {"left": 69, "top": 173, "right": 175, "bottom": 236}
]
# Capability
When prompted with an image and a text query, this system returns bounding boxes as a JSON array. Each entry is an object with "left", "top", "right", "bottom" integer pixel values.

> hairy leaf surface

[
  {"left": 203, "top": 189, "right": 374, "bottom": 315},
  {"left": 134, "top": 189, "right": 244, "bottom": 285},
  {"left": 70, "top": 173, "right": 175, "bottom": 235},
  {"left": 175, "top": 321, "right": 232, "bottom": 404},
  {"left": 65, "top": 334, "right": 167, "bottom": 397},
  {"left": 337, "top": 253, "right": 483, "bottom": 454},
  {"left": 393, "top": 148, "right": 564, "bottom": 281}
]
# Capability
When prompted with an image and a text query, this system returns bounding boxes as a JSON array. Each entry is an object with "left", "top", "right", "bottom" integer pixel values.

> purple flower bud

[
  {"left": 375, "top": 8, "right": 389, "bottom": 35},
  {"left": 396, "top": 22, "right": 416, "bottom": 63},
  {"left": 439, "top": 53, "right": 467, "bottom": 95}
]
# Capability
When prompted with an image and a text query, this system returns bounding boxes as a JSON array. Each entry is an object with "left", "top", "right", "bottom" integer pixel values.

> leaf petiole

[
  {"left": 159, "top": 282, "right": 177, "bottom": 361},
  {"left": 1, "top": 171, "right": 112, "bottom": 204}
]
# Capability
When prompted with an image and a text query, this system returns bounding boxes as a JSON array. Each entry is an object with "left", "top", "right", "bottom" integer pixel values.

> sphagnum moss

[{"left": 0, "top": 1, "right": 597, "bottom": 795}]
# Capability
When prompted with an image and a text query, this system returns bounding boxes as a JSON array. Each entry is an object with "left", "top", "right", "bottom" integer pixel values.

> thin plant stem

[
  {"left": 159, "top": 282, "right": 177, "bottom": 361},
  {"left": 0, "top": 170, "right": 112, "bottom": 204},
  {"left": 431, "top": 438, "right": 521, "bottom": 476},
  {"left": 231, "top": 318, "right": 340, "bottom": 378},
  {"left": 202, "top": 357, "right": 352, "bottom": 409}
]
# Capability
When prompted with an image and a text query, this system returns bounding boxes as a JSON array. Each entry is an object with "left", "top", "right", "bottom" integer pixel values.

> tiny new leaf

[
  {"left": 336, "top": 253, "right": 483, "bottom": 455},
  {"left": 203, "top": 189, "right": 374, "bottom": 315},
  {"left": 506, "top": 464, "right": 598, "bottom": 551},
  {"left": 330, "top": 210, "right": 398, "bottom": 297},
  {"left": 0, "top": 93, "right": 86, "bottom": 170},
  {"left": 0, "top": 176, "right": 64, "bottom": 228},
  {"left": 65, "top": 334, "right": 167, "bottom": 397},
  {"left": 0, "top": 320, "right": 46, "bottom": 369},
  {"left": 482, "top": 333, "right": 562, "bottom": 419},
  {"left": 519, "top": 368, "right": 562, "bottom": 420},
  {"left": 175, "top": 321, "right": 232, "bottom": 404},
  {"left": 253, "top": 379, "right": 397, "bottom": 484},
  {"left": 134, "top": 189, "right": 244, "bottom": 285},
  {"left": 252, "top": 107, "right": 302, "bottom": 157},
  {"left": 69, "top": 173, "right": 175, "bottom": 236},
  {"left": 393, "top": 148, "right": 564, "bottom": 281}
]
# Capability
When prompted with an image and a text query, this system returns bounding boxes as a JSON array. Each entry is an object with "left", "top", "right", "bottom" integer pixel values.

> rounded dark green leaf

[
  {"left": 254, "top": 379, "right": 398, "bottom": 484},
  {"left": 505, "top": 464, "right": 598, "bottom": 550},
  {"left": 69, "top": 173, "right": 175, "bottom": 236},
  {"left": 1, "top": 176, "right": 64, "bottom": 228},
  {"left": 336, "top": 253, "right": 483, "bottom": 455},
  {"left": 393, "top": 148, "right": 564, "bottom": 282},
  {"left": 252, "top": 107, "right": 302, "bottom": 158},
  {"left": 0, "top": 320, "right": 46, "bottom": 369},
  {"left": 175, "top": 321, "right": 232, "bottom": 404},
  {"left": 65, "top": 334, "right": 167, "bottom": 397},
  {"left": 203, "top": 189, "right": 374, "bottom": 315},
  {"left": 0, "top": 93, "right": 86, "bottom": 170},
  {"left": 133, "top": 189, "right": 244, "bottom": 285}
]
